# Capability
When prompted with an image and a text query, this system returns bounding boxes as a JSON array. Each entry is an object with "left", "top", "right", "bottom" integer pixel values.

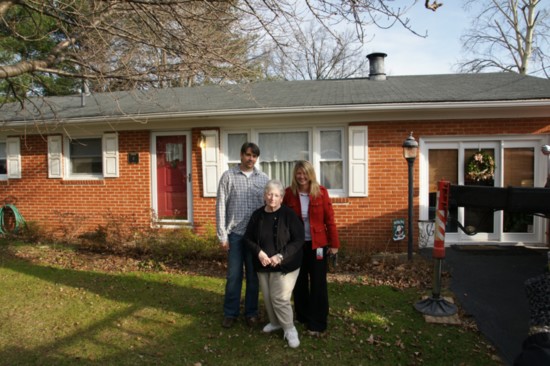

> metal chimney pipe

[{"left": 367, "top": 52, "right": 387, "bottom": 81}]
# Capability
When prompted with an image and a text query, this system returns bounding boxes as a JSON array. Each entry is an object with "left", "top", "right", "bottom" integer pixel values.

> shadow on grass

[
  {"left": 0, "top": 253, "right": 234, "bottom": 365},
  {"left": 0, "top": 247, "right": 501, "bottom": 366}
]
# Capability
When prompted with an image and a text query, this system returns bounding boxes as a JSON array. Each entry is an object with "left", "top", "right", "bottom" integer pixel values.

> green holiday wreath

[{"left": 466, "top": 151, "right": 495, "bottom": 183}]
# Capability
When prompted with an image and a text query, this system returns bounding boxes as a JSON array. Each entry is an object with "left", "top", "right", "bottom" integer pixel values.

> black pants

[{"left": 293, "top": 241, "right": 329, "bottom": 332}]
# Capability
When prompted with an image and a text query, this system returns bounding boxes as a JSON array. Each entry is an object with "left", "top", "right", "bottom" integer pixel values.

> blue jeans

[{"left": 223, "top": 233, "right": 259, "bottom": 318}]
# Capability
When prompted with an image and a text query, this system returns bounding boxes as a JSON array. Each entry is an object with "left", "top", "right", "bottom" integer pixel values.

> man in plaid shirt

[{"left": 217, "top": 142, "right": 269, "bottom": 328}]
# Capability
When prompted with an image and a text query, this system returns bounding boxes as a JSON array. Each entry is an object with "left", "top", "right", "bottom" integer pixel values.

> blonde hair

[{"left": 290, "top": 160, "right": 321, "bottom": 198}]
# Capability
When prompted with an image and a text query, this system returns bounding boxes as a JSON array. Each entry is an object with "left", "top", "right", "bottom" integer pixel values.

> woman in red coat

[{"left": 283, "top": 160, "right": 340, "bottom": 335}]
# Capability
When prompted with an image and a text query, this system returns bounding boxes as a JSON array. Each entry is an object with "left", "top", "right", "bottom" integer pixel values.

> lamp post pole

[
  {"left": 541, "top": 145, "right": 550, "bottom": 247},
  {"left": 407, "top": 156, "right": 414, "bottom": 260},
  {"left": 403, "top": 132, "right": 418, "bottom": 261}
]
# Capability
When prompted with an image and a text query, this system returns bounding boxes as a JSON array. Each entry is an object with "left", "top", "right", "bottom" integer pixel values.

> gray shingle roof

[{"left": 3, "top": 72, "right": 550, "bottom": 123}]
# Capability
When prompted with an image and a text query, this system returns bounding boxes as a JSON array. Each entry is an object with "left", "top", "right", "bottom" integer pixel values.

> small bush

[
  {"left": 17, "top": 221, "right": 51, "bottom": 244},
  {"left": 138, "top": 226, "right": 222, "bottom": 265},
  {"left": 53, "top": 211, "right": 90, "bottom": 243},
  {"left": 78, "top": 210, "right": 146, "bottom": 254}
]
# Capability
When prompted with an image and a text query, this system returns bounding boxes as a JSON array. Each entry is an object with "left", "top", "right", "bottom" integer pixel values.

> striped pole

[
  {"left": 414, "top": 180, "right": 457, "bottom": 316},
  {"left": 433, "top": 181, "right": 449, "bottom": 259}
]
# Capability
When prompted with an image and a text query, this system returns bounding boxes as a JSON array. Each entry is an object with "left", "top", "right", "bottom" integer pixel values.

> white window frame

[
  {"left": 315, "top": 127, "right": 346, "bottom": 197},
  {"left": 63, "top": 133, "right": 119, "bottom": 180},
  {"left": 221, "top": 127, "right": 349, "bottom": 197},
  {"left": 221, "top": 130, "right": 250, "bottom": 169},
  {"left": 419, "top": 135, "right": 547, "bottom": 245}
]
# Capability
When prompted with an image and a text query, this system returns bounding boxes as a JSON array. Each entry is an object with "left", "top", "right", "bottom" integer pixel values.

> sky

[{"left": 364, "top": 1, "right": 469, "bottom": 76}]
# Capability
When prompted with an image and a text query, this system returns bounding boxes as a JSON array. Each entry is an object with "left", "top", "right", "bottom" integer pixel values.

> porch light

[
  {"left": 402, "top": 132, "right": 418, "bottom": 261},
  {"left": 402, "top": 132, "right": 419, "bottom": 160},
  {"left": 199, "top": 134, "right": 206, "bottom": 149}
]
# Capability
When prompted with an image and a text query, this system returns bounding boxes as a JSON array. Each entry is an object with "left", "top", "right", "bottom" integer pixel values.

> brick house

[{"left": 2, "top": 54, "right": 550, "bottom": 250}]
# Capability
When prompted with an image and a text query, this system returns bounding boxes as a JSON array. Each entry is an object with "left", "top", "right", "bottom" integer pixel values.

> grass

[{"left": 0, "top": 243, "right": 501, "bottom": 366}]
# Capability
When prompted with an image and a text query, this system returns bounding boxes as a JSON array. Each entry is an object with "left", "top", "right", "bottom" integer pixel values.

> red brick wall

[
  {"left": 1, "top": 131, "right": 151, "bottom": 237},
  {"left": 3, "top": 118, "right": 549, "bottom": 251},
  {"left": 191, "top": 118, "right": 550, "bottom": 251}
]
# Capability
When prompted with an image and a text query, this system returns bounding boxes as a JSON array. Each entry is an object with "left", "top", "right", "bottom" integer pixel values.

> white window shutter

[
  {"left": 348, "top": 126, "right": 368, "bottom": 197},
  {"left": 102, "top": 133, "right": 119, "bottom": 178},
  {"left": 6, "top": 137, "right": 21, "bottom": 179},
  {"left": 47, "top": 135, "right": 63, "bottom": 178},
  {"left": 201, "top": 130, "right": 219, "bottom": 197}
]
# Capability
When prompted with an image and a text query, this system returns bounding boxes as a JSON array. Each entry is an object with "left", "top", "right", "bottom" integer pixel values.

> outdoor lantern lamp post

[{"left": 403, "top": 132, "right": 418, "bottom": 261}]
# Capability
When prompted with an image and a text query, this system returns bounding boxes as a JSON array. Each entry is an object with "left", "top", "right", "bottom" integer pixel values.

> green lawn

[{"left": 0, "top": 246, "right": 500, "bottom": 365}]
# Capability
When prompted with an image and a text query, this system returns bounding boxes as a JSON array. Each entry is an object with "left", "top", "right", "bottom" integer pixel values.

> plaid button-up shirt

[{"left": 216, "top": 165, "right": 269, "bottom": 242}]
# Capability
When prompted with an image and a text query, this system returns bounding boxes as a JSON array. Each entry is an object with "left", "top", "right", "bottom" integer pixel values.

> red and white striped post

[
  {"left": 414, "top": 180, "right": 457, "bottom": 316},
  {"left": 432, "top": 180, "right": 449, "bottom": 260}
]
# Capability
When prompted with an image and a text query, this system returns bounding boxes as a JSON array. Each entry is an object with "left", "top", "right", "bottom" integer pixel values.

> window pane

[
  {"left": 228, "top": 133, "right": 247, "bottom": 161},
  {"left": 503, "top": 148, "right": 534, "bottom": 187},
  {"left": 259, "top": 132, "right": 308, "bottom": 161},
  {"left": 429, "top": 149, "right": 458, "bottom": 191},
  {"left": 503, "top": 148, "right": 534, "bottom": 233},
  {"left": 321, "top": 131, "right": 342, "bottom": 159},
  {"left": 464, "top": 149, "right": 494, "bottom": 233},
  {"left": 70, "top": 138, "right": 102, "bottom": 174},
  {"left": 428, "top": 149, "right": 458, "bottom": 232},
  {"left": 258, "top": 132, "right": 308, "bottom": 186},
  {"left": 320, "top": 161, "right": 343, "bottom": 189},
  {"left": 0, "top": 142, "right": 6, "bottom": 174},
  {"left": 320, "top": 130, "right": 343, "bottom": 190}
]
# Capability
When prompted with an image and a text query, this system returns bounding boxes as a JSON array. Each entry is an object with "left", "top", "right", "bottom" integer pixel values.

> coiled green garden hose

[{"left": 0, "top": 204, "right": 26, "bottom": 234}]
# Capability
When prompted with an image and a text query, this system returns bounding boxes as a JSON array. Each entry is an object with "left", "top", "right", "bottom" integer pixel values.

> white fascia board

[{"left": 3, "top": 99, "right": 550, "bottom": 127}]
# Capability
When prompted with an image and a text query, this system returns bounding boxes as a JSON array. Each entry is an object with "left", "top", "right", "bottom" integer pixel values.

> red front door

[{"left": 156, "top": 135, "right": 187, "bottom": 220}]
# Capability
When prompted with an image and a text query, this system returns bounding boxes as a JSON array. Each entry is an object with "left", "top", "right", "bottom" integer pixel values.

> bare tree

[
  {"left": 263, "top": 25, "right": 369, "bottom": 80},
  {"left": 457, "top": 0, "right": 550, "bottom": 76},
  {"left": 0, "top": 0, "right": 440, "bottom": 109}
]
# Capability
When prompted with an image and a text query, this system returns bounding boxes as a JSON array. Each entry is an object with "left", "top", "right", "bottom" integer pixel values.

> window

[
  {"left": 0, "top": 142, "right": 6, "bottom": 175},
  {"left": 224, "top": 127, "right": 355, "bottom": 196},
  {"left": 503, "top": 147, "right": 535, "bottom": 233},
  {"left": 421, "top": 137, "right": 545, "bottom": 243},
  {"left": 320, "top": 130, "right": 343, "bottom": 190},
  {"left": 227, "top": 133, "right": 248, "bottom": 168},
  {"left": 69, "top": 138, "right": 102, "bottom": 175},
  {"left": 57, "top": 133, "right": 119, "bottom": 179},
  {"left": 259, "top": 131, "right": 309, "bottom": 187},
  {"left": 1, "top": 137, "right": 21, "bottom": 179}
]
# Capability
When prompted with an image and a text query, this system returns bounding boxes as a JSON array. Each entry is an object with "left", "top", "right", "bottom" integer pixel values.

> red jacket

[{"left": 283, "top": 186, "right": 340, "bottom": 250}]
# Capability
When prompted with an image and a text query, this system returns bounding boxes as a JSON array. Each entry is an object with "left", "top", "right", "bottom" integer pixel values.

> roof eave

[{"left": 3, "top": 99, "right": 550, "bottom": 126}]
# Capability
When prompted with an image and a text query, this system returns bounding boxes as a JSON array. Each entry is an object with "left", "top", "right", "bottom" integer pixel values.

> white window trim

[
  {"left": 63, "top": 133, "right": 119, "bottom": 180},
  {"left": 221, "top": 130, "right": 250, "bottom": 169},
  {"left": 315, "top": 126, "right": 346, "bottom": 197},
  {"left": 222, "top": 126, "right": 352, "bottom": 197},
  {"left": 419, "top": 134, "right": 547, "bottom": 244}
]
